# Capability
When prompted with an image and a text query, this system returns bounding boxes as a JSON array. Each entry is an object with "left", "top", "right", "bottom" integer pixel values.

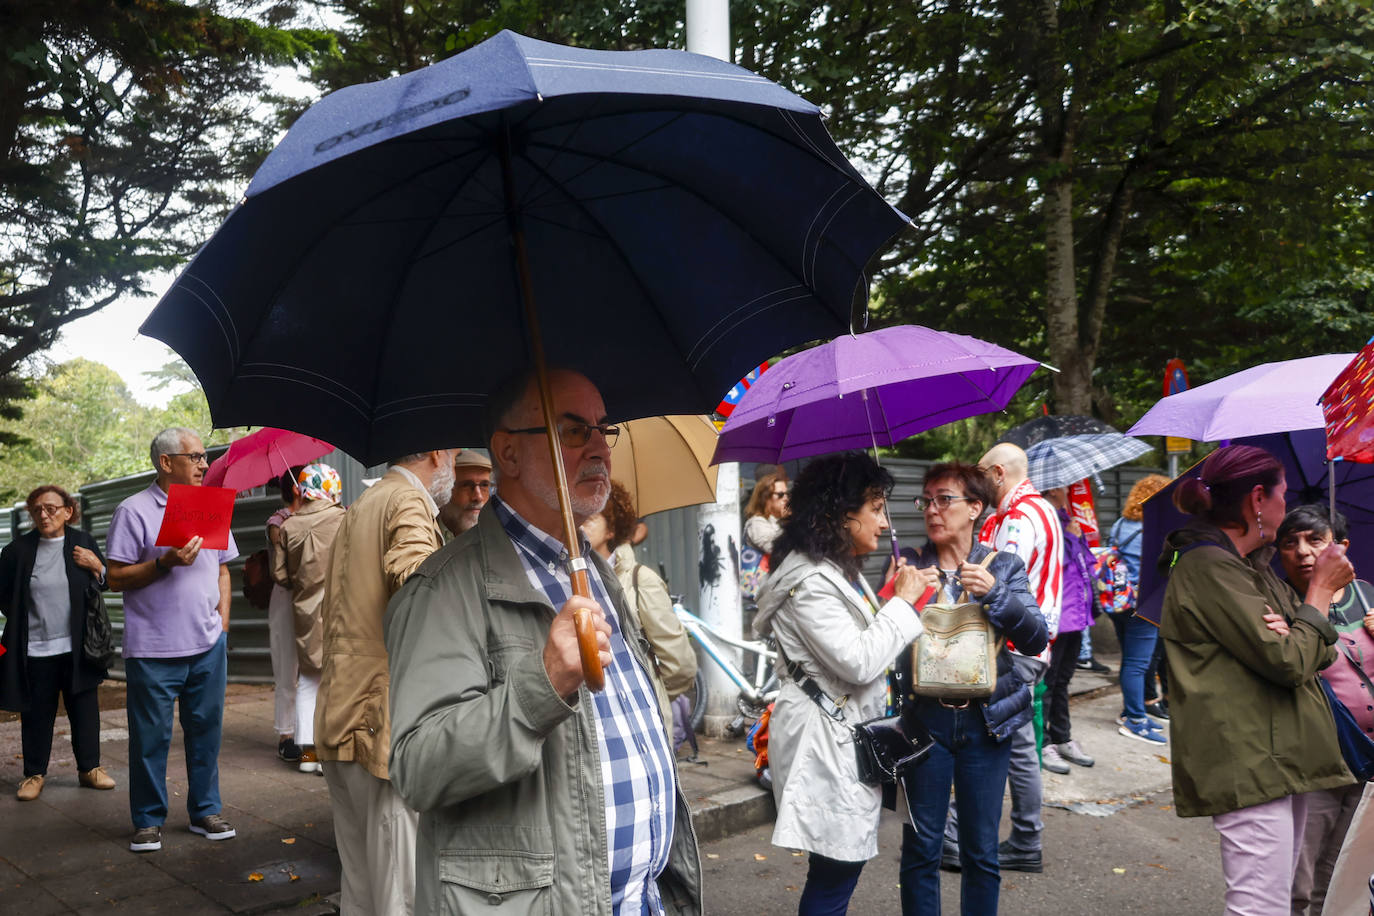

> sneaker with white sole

[
  {"left": 1119, "top": 717, "right": 1167, "bottom": 744},
  {"left": 130, "top": 825, "right": 162, "bottom": 852},
  {"left": 190, "top": 814, "right": 236, "bottom": 841},
  {"left": 1041, "top": 743, "right": 1071, "bottom": 774},
  {"left": 1058, "top": 739, "right": 1095, "bottom": 767}
]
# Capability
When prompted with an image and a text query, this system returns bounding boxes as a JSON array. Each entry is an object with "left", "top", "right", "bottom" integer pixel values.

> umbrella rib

[
  {"left": 520, "top": 110, "right": 690, "bottom": 211},
  {"left": 513, "top": 150, "right": 697, "bottom": 384},
  {"left": 521, "top": 138, "right": 864, "bottom": 368},
  {"left": 363, "top": 138, "right": 507, "bottom": 456}
]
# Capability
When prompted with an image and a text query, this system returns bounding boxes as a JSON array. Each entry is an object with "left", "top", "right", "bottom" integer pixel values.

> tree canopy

[{"left": 0, "top": 1, "right": 332, "bottom": 425}]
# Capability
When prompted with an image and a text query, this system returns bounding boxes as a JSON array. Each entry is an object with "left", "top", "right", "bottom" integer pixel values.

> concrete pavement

[{"left": 0, "top": 640, "right": 1133, "bottom": 913}]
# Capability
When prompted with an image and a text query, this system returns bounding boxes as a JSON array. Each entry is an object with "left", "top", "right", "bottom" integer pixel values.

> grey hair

[{"left": 150, "top": 427, "right": 198, "bottom": 470}]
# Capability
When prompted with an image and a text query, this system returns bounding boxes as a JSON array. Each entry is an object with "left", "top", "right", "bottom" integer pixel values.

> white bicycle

[{"left": 673, "top": 601, "right": 780, "bottom": 737}]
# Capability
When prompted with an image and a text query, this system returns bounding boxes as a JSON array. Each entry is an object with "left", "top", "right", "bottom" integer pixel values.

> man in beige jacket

[{"left": 315, "top": 447, "right": 455, "bottom": 915}]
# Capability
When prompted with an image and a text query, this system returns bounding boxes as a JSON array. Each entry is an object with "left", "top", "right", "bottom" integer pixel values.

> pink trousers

[{"left": 1212, "top": 793, "right": 1310, "bottom": 916}]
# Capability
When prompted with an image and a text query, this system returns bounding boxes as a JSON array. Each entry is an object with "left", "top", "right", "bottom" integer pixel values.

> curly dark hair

[
  {"left": 598, "top": 480, "right": 640, "bottom": 548},
  {"left": 772, "top": 452, "right": 894, "bottom": 579}
]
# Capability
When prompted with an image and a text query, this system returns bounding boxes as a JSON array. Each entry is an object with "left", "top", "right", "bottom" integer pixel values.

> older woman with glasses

[
  {"left": 894, "top": 462, "right": 1047, "bottom": 916},
  {"left": 0, "top": 485, "right": 116, "bottom": 800}
]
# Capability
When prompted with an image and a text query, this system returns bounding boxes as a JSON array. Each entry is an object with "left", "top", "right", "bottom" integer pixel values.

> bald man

[
  {"left": 385, "top": 369, "right": 702, "bottom": 915},
  {"left": 977, "top": 441, "right": 1063, "bottom": 873}
]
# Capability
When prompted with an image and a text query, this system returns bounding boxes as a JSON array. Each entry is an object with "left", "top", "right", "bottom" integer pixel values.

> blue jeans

[
  {"left": 798, "top": 854, "right": 865, "bottom": 915},
  {"left": 1117, "top": 614, "right": 1158, "bottom": 721},
  {"left": 125, "top": 633, "right": 227, "bottom": 828},
  {"left": 900, "top": 701, "right": 1013, "bottom": 916}
]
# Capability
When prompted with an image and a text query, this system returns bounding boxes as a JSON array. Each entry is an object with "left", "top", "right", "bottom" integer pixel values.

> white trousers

[
  {"left": 323, "top": 761, "right": 418, "bottom": 916},
  {"left": 1213, "top": 793, "right": 1309, "bottom": 916},
  {"left": 295, "top": 670, "right": 320, "bottom": 746},
  {"left": 267, "top": 584, "right": 297, "bottom": 736}
]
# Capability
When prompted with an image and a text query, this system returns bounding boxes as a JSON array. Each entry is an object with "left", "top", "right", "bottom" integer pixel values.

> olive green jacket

[
  {"left": 1159, "top": 523, "right": 1352, "bottom": 817},
  {"left": 385, "top": 505, "right": 702, "bottom": 916}
]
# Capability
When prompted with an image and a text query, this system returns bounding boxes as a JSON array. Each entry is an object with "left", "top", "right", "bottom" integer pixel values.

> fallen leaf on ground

[
  {"left": 248, "top": 873, "right": 264, "bottom": 882},
  {"left": 281, "top": 837, "right": 296, "bottom": 845},
  {"left": 785, "top": 885, "right": 798, "bottom": 891},
  {"left": 791, "top": 852, "right": 804, "bottom": 857},
  {"left": 289, "top": 874, "right": 300, "bottom": 882},
  {"left": 1148, "top": 863, "right": 1168, "bottom": 870},
  {"left": 706, "top": 853, "right": 720, "bottom": 860},
  {"left": 754, "top": 854, "right": 767, "bottom": 861},
  {"left": 1155, "top": 755, "right": 1171, "bottom": 764},
  {"left": 1112, "top": 868, "right": 1126, "bottom": 875}
]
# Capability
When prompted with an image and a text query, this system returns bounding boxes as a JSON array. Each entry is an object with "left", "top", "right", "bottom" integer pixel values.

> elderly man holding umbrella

[{"left": 385, "top": 368, "right": 701, "bottom": 915}]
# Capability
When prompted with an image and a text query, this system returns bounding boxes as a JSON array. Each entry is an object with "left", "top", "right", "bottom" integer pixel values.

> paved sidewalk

[
  {"left": 0, "top": 637, "right": 1130, "bottom": 913},
  {"left": 0, "top": 682, "right": 768, "bottom": 914}
]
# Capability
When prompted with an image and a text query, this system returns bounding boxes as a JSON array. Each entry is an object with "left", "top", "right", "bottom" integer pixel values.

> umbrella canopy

[
  {"left": 1322, "top": 339, "right": 1374, "bottom": 463},
  {"left": 203, "top": 427, "right": 335, "bottom": 491},
  {"left": 1135, "top": 428, "right": 1374, "bottom": 624},
  {"left": 138, "top": 30, "right": 909, "bottom": 466},
  {"left": 712, "top": 325, "right": 1040, "bottom": 464},
  {"left": 1027, "top": 433, "right": 1152, "bottom": 492},
  {"left": 1128, "top": 354, "right": 1354, "bottom": 442},
  {"left": 609, "top": 415, "right": 719, "bottom": 517},
  {"left": 1000, "top": 415, "right": 1119, "bottom": 450}
]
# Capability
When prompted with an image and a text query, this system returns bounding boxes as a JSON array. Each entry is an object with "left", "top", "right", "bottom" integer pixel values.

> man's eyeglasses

[
  {"left": 169, "top": 452, "right": 209, "bottom": 465},
  {"left": 914, "top": 494, "right": 977, "bottom": 512},
  {"left": 503, "top": 422, "right": 620, "bottom": 449},
  {"left": 28, "top": 505, "right": 66, "bottom": 518},
  {"left": 455, "top": 480, "right": 492, "bottom": 493}
]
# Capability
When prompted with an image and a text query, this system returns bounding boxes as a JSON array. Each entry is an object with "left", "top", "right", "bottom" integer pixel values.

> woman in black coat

[{"left": 0, "top": 485, "right": 115, "bottom": 800}]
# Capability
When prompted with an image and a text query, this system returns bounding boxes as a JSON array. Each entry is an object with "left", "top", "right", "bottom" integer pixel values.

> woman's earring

[{"left": 1257, "top": 509, "right": 1264, "bottom": 539}]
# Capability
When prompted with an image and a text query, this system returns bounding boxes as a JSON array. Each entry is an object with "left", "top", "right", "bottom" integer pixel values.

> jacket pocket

[{"left": 438, "top": 849, "right": 554, "bottom": 916}]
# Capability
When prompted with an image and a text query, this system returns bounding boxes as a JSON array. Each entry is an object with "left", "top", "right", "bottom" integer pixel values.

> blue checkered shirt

[{"left": 493, "top": 498, "right": 676, "bottom": 915}]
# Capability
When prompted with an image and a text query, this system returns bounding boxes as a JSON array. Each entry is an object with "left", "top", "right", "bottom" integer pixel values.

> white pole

[
  {"left": 686, "top": 0, "right": 730, "bottom": 61},
  {"left": 687, "top": 0, "right": 741, "bottom": 736}
]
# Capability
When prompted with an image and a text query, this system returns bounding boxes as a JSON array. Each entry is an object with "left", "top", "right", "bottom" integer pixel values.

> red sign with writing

[
  {"left": 156, "top": 485, "right": 236, "bottom": 549},
  {"left": 1068, "top": 479, "right": 1100, "bottom": 548}
]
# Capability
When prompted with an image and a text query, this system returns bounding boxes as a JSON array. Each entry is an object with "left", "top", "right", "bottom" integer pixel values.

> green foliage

[
  {"left": 0, "top": 358, "right": 245, "bottom": 504},
  {"left": 0, "top": 1, "right": 335, "bottom": 441}
]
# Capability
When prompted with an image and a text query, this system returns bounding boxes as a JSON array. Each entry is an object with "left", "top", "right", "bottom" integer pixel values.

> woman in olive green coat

[{"left": 1159, "top": 444, "right": 1354, "bottom": 916}]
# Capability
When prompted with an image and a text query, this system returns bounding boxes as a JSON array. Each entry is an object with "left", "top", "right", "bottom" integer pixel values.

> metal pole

[
  {"left": 687, "top": 0, "right": 742, "bottom": 733},
  {"left": 686, "top": 0, "right": 730, "bottom": 60}
]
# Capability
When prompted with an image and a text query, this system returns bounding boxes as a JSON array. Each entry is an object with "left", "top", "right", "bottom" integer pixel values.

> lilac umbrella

[
  {"left": 1127, "top": 354, "right": 1354, "bottom": 441},
  {"left": 711, "top": 324, "right": 1041, "bottom": 464},
  {"left": 1135, "top": 428, "right": 1374, "bottom": 624}
]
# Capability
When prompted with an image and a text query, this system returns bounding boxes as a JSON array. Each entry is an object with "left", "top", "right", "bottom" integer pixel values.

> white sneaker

[
  {"left": 1058, "top": 739, "right": 1095, "bottom": 767},
  {"left": 1041, "top": 743, "right": 1070, "bottom": 774}
]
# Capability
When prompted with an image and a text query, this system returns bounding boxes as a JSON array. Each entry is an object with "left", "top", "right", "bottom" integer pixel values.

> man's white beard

[
  {"left": 530, "top": 462, "right": 609, "bottom": 518},
  {"left": 428, "top": 464, "right": 456, "bottom": 509}
]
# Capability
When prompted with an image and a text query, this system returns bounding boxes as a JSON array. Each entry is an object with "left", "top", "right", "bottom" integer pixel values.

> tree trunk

[{"left": 1043, "top": 173, "right": 1092, "bottom": 414}]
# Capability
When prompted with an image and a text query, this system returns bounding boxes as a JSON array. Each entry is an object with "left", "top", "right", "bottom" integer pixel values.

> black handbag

[
  {"left": 81, "top": 580, "right": 117, "bottom": 670},
  {"left": 853, "top": 714, "right": 934, "bottom": 787},
  {"left": 786, "top": 658, "right": 933, "bottom": 787}
]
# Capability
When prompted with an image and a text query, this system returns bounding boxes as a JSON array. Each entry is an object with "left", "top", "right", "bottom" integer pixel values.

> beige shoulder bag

[{"left": 909, "top": 553, "right": 1002, "bottom": 699}]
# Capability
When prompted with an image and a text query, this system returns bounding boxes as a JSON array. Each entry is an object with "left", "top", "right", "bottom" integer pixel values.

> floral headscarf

[{"left": 297, "top": 463, "right": 342, "bottom": 503}]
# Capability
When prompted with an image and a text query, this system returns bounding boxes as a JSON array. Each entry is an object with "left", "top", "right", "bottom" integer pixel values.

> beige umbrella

[{"left": 609, "top": 415, "right": 720, "bottom": 517}]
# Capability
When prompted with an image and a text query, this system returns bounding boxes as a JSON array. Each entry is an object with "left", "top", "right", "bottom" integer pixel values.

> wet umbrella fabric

[
  {"left": 138, "top": 30, "right": 909, "bottom": 466},
  {"left": 1128, "top": 354, "right": 1353, "bottom": 442},
  {"left": 711, "top": 325, "right": 1040, "bottom": 464},
  {"left": 1026, "top": 433, "right": 1152, "bottom": 492},
  {"left": 1134, "top": 428, "right": 1374, "bottom": 625},
  {"left": 609, "top": 415, "right": 719, "bottom": 517},
  {"left": 203, "top": 428, "right": 335, "bottom": 491},
  {"left": 999, "top": 415, "right": 1119, "bottom": 450}
]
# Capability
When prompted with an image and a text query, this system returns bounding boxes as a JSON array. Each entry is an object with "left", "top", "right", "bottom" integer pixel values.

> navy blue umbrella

[
  {"left": 139, "top": 30, "right": 909, "bottom": 465},
  {"left": 1136, "top": 428, "right": 1374, "bottom": 624}
]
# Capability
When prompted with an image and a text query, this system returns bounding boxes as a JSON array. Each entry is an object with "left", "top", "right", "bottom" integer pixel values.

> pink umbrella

[{"left": 203, "top": 427, "right": 335, "bottom": 491}]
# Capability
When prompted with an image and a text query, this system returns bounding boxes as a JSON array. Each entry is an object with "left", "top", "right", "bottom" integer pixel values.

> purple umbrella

[
  {"left": 1135, "top": 428, "right": 1374, "bottom": 624},
  {"left": 711, "top": 324, "right": 1041, "bottom": 464},
  {"left": 1127, "top": 354, "right": 1354, "bottom": 441}
]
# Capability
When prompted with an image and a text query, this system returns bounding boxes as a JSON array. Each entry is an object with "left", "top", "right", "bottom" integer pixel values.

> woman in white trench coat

[{"left": 754, "top": 451, "right": 928, "bottom": 915}]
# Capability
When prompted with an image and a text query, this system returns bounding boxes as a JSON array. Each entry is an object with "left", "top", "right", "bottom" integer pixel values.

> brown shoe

[
  {"left": 80, "top": 766, "right": 116, "bottom": 790},
  {"left": 17, "top": 774, "right": 44, "bottom": 801},
  {"left": 298, "top": 746, "right": 322, "bottom": 775}
]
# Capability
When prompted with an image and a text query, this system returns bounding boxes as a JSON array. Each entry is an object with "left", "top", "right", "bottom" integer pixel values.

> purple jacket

[{"left": 1056, "top": 508, "right": 1095, "bottom": 635}]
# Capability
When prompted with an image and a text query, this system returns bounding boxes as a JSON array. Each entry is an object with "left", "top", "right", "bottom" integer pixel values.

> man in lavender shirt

[{"left": 106, "top": 428, "right": 238, "bottom": 853}]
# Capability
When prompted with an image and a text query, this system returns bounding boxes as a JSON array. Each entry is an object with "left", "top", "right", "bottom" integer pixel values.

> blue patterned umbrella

[{"left": 1027, "top": 433, "right": 1152, "bottom": 492}]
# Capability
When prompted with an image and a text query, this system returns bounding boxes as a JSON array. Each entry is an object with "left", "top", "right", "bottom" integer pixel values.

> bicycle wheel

[{"left": 682, "top": 668, "right": 708, "bottom": 733}]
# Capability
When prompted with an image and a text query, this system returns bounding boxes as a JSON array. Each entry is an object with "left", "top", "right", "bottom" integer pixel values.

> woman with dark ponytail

[{"left": 1160, "top": 444, "right": 1355, "bottom": 914}]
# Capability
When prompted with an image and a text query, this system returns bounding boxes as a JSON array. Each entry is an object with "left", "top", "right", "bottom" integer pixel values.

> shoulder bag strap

[{"left": 956, "top": 551, "right": 998, "bottom": 604}]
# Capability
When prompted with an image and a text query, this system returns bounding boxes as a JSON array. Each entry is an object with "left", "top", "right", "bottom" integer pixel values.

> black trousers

[
  {"left": 21, "top": 652, "right": 101, "bottom": 777},
  {"left": 1044, "top": 630, "right": 1084, "bottom": 745}
]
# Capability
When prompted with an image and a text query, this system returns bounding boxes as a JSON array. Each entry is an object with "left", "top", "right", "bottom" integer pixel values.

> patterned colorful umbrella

[{"left": 1322, "top": 339, "right": 1374, "bottom": 464}]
